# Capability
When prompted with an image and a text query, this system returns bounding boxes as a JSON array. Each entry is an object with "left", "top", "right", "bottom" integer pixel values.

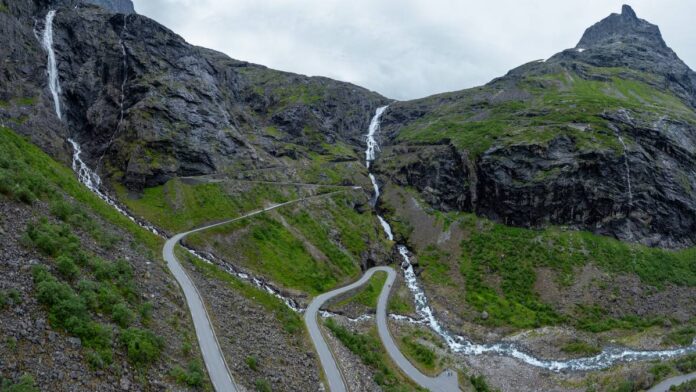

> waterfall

[
  {"left": 363, "top": 106, "right": 696, "bottom": 372},
  {"left": 365, "top": 106, "right": 388, "bottom": 168},
  {"left": 41, "top": 10, "right": 62, "bottom": 120}
]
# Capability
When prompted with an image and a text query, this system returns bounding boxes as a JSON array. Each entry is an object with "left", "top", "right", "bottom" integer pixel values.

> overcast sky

[{"left": 132, "top": 0, "right": 696, "bottom": 100}]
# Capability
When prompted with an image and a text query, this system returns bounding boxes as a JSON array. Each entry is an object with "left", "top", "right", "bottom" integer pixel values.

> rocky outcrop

[
  {"left": 82, "top": 0, "right": 135, "bottom": 14},
  {"left": 378, "top": 5, "right": 696, "bottom": 248},
  {"left": 0, "top": 0, "right": 387, "bottom": 190}
]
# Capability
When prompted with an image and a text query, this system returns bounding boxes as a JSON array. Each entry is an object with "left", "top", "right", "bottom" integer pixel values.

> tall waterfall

[
  {"left": 41, "top": 10, "right": 62, "bottom": 120},
  {"left": 365, "top": 106, "right": 387, "bottom": 168},
  {"left": 363, "top": 106, "right": 696, "bottom": 372}
]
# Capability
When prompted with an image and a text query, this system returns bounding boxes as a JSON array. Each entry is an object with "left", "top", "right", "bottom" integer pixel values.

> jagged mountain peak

[{"left": 576, "top": 4, "right": 666, "bottom": 50}]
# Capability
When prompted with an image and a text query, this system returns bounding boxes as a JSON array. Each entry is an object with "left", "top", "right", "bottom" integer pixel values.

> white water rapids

[
  {"left": 362, "top": 106, "right": 696, "bottom": 371},
  {"left": 38, "top": 9, "right": 696, "bottom": 374}
]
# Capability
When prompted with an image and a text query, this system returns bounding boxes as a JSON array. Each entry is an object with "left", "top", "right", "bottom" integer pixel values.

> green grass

[
  {"left": 663, "top": 327, "right": 696, "bottom": 347},
  {"left": 0, "top": 374, "right": 38, "bottom": 392},
  {"left": 401, "top": 337, "right": 436, "bottom": 370},
  {"left": 187, "top": 192, "right": 375, "bottom": 294},
  {"left": 324, "top": 319, "right": 423, "bottom": 391},
  {"left": 454, "top": 212, "right": 696, "bottom": 329},
  {"left": 335, "top": 271, "right": 386, "bottom": 309},
  {"left": 417, "top": 245, "right": 453, "bottom": 286},
  {"left": 176, "top": 246, "right": 303, "bottom": 334},
  {"left": 170, "top": 360, "right": 205, "bottom": 388},
  {"left": 26, "top": 218, "right": 160, "bottom": 369},
  {"left": 560, "top": 340, "right": 601, "bottom": 356},
  {"left": 469, "top": 375, "right": 499, "bottom": 392},
  {"left": 189, "top": 214, "right": 345, "bottom": 294},
  {"left": 669, "top": 379, "right": 696, "bottom": 392},
  {"left": 117, "top": 178, "right": 295, "bottom": 232},
  {"left": 389, "top": 292, "right": 415, "bottom": 315},
  {"left": 396, "top": 68, "right": 696, "bottom": 158},
  {"left": 0, "top": 127, "right": 161, "bottom": 253}
]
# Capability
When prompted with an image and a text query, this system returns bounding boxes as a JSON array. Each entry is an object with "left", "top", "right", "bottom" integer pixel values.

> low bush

[
  {"left": 171, "top": 360, "right": 205, "bottom": 387},
  {"left": 0, "top": 374, "right": 39, "bottom": 392},
  {"left": 560, "top": 340, "right": 601, "bottom": 356},
  {"left": 245, "top": 356, "right": 259, "bottom": 371},
  {"left": 111, "top": 302, "right": 135, "bottom": 328},
  {"left": 470, "top": 375, "right": 498, "bottom": 392},
  {"left": 120, "top": 327, "right": 163, "bottom": 366}
]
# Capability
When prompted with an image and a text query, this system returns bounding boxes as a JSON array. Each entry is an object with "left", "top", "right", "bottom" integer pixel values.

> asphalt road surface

[
  {"left": 305, "top": 266, "right": 459, "bottom": 392},
  {"left": 648, "top": 372, "right": 696, "bottom": 392},
  {"left": 163, "top": 191, "right": 352, "bottom": 391}
]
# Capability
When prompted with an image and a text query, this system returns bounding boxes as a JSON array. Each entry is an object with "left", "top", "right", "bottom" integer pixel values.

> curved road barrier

[
  {"left": 648, "top": 372, "right": 696, "bottom": 392},
  {"left": 164, "top": 190, "right": 353, "bottom": 391},
  {"left": 305, "top": 266, "right": 459, "bottom": 392}
]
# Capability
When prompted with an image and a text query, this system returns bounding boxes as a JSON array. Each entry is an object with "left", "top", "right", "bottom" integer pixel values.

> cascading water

[
  {"left": 363, "top": 106, "right": 696, "bottom": 372},
  {"left": 40, "top": 10, "right": 164, "bottom": 238},
  {"left": 38, "top": 9, "right": 356, "bottom": 324},
  {"left": 365, "top": 106, "right": 387, "bottom": 169},
  {"left": 41, "top": 10, "right": 62, "bottom": 120}
]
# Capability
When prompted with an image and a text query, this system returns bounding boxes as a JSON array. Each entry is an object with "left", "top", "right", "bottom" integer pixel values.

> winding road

[
  {"left": 305, "top": 266, "right": 459, "bottom": 392},
  {"left": 163, "top": 190, "right": 354, "bottom": 392}
]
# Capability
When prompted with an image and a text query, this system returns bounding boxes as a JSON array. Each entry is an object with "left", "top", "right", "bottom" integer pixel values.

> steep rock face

[
  {"left": 82, "top": 0, "right": 135, "bottom": 14},
  {"left": 571, "top": 4, "right": 696, "bottom": 108},
  {"left": 0, "top": 0, "right": 70, "bottom": 161},
  {"left": 0, "top": 0, "right": 387, "bottom": 189},
  {"left": 379, "top": 5, "right": 696, "bottom": 248}
]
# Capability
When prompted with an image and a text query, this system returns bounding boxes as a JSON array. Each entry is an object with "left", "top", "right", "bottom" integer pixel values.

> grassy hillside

[
  {"left": 186, "top": 191, "right": 384, "bottom": 294},
  {"left": 395, "top": 66, "right": 696, "bottom": 157},
  {"left": 0, "top": 127, "right": 209, "bottom": 389},
  {"left": 383, "top": 186, "right": 696, "bottom": 332}
]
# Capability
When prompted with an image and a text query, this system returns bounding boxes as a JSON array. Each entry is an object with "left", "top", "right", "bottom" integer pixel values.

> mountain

[
  {"left": 0, "top": 0, "right": 387, "bottom": 190},
  {"left": 1, "top": 2, "right": 696, "bottom": 391},
  {"left": 377, "top": 5, "right": 696, "bottom": 248}
]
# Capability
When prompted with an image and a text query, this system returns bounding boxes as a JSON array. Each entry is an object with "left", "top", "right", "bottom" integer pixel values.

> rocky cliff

[
  {"left": 378, "top": 5, "right": 696, "bottom": 248},
  {"left": 0, "top": 0, "right": 387, "bottom": 190},
  {"left": 1, "top": 2, "right": 694, "bottom": 250},
  {"left": 82, "top": 0, "right": 134, "bottom": 14}
]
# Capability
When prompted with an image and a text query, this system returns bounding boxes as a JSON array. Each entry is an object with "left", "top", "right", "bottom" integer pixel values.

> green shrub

[
  {"left": 139, "top": 302, "right": 154, "bottom": 325},
  {"left": 663, "top": 327, "right": 696, "bottom": 347},
  {"left": 609, "top": 381, "right": 636, "bottom": 392},
  {"left": 324, "top": 319, "right": 400, "bottom": 387},
  {"left": 401, "top": 337, "right": 436, "bottom": 368},
  {"left": 255, "top": 379, "right": 271, "bottom": 392},
  {"left": 111, "top": 303, "right": 135, "bottom": 328},
  {"left": 24, "top": 219, "right": 80, "bottom": 257},
  {"left": 0, "top": 289, "right": 21, "bottom": 309},
  {"left": 56, "top": 255, "right": 79, "bottom": 280},
  {"left": 120, "top": 327, "right": 163, "bottom": 366},
  {"left": 674, "top": 353, "right": 696, "bottom": 373},
  {"left": 470, "top": 375, "right": 497, "bottom": 392},
  {"left": 171, "top": 360, "right": 205, "bottom": 387},
  {"left": 245, "top": 356, "right": 259, "bottom": 371},
  {"left": 1, "top": 374, "right": 39, "bottom": 392},
  {"left": 560, "top": 340, "right": 601, "bottom": 356},
  {"left": 649, "top": 363, "right": 673, "bottom": 380}
]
